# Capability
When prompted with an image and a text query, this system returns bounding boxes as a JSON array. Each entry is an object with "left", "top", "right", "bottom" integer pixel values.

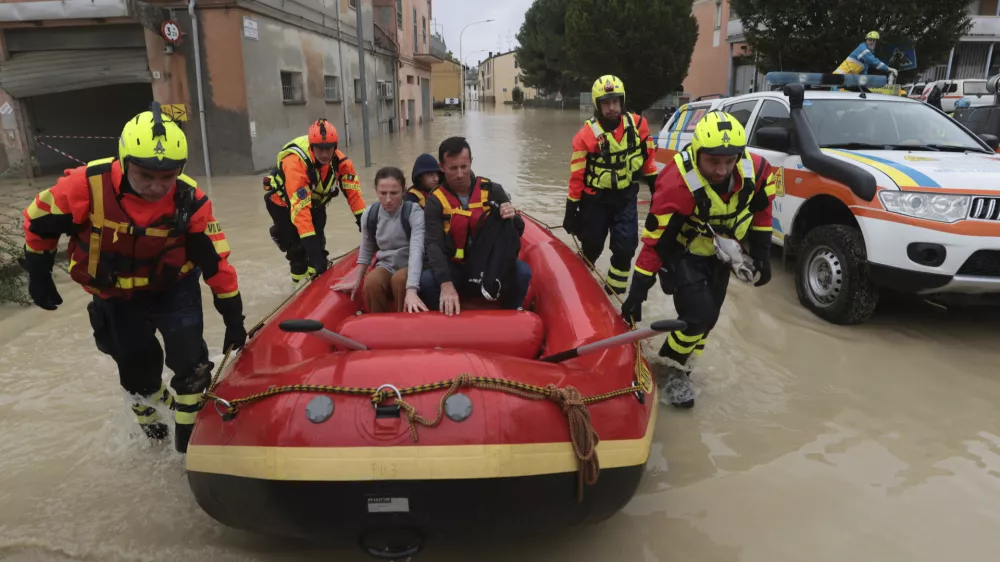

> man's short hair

[{"left": 439, "top": 136, "right": 472, "bottom": 164}]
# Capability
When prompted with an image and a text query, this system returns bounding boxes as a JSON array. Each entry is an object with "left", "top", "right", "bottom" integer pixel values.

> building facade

[
  {"left": 476, "top": 51, "right": 536, "bottom": 104},
  {"left": 431, "top": 59, "right": 461, "bottom": 103},
  {"left": 372, "top": 0, "right": 442, "bottom": 129},
  {"left": 680, "top": 0, "right": 1000, "bottom": 101},
  {"left": 0, "top": 0, "right": 399, "bottom": 178}
]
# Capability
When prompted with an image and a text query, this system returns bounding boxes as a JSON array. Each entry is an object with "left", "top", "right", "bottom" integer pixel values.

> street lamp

[
  {"left": 460, "top": 50, "right": 487, "bottom": 105},
  {"left": 460, "top": 18, "right": 494, "bottom": 115}
]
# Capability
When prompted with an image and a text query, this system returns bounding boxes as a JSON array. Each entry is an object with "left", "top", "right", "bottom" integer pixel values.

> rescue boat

[{"left": 185, "top": 215, "right": 676, "bottom": 557}]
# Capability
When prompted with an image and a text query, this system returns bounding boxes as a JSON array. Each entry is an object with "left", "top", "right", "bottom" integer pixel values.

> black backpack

[
  {"left": 464, "top": 201, "right": 521, "bottom": 301},
  {"left": 366, "top": 201, "right": 413, "bottom": 248}
]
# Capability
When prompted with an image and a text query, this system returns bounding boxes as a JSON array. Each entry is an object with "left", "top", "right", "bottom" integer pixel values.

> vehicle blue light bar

[{"left": 765, "top": 72, "right": 888, "bottom": 89}]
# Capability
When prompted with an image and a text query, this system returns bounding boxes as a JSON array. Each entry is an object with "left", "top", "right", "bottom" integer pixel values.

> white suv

[{"left": 657, "top": 73, "right": 1000, "bottom": 324}]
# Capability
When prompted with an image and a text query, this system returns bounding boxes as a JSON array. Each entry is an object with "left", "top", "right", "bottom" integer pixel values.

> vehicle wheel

[{"left": 795, "top": 225, "right": 878, "bottom": 325}]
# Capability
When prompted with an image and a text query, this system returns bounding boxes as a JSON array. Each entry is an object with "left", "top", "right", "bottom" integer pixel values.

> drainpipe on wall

[
  {"left": 188, "top": 0, "right": 212, "bottom": 193},
  {"left": 334, "top": 5, "right": 351, "bottom": 147},
  {"left": 393, "top": 48, "right": 399, "bottom": 133},
  {"left": 726, "top": 42, "right": 734, "bottom": 97}
]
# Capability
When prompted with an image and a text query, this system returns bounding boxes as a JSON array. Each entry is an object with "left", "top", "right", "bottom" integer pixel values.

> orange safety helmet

[{"left": 308, "top": 119, "right": 338, "bottom": 148}]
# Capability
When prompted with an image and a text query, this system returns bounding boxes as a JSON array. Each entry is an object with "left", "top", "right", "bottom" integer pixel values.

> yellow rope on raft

[{"left": 203, "top": 372, "right": 639, "bottom": 503}]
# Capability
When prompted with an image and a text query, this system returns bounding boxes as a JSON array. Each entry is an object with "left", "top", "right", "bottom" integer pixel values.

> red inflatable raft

[{"left": 186, "top": 216, "right": 667, "bottom": 556}]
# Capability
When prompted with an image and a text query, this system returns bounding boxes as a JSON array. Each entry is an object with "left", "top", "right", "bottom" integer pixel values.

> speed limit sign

[{"left": 161, "top": 20, "right": 181, "bottom": 44}]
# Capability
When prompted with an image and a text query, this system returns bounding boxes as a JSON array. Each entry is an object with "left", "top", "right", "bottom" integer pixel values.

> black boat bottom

[{"left": 188, "top": 465, "right": 645, "bottom": 549}]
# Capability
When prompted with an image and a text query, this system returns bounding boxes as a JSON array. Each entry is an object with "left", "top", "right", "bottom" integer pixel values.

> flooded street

[{"left": 2, "top": 105, "right": 1000, "bottom": 562}]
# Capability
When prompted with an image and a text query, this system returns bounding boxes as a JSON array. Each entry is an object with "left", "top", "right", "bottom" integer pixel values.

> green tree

[
  {"left": 730, "top": 0, "right": 974, "bottom": 79},
  {"left": 512, "top": 86, "right": 525, "bottom": 103},
  {"left": 565, "top": 0, "right": 697, "bottom": 112},
  {"left": 515, "top": 0, "right": 587, "bottom": 95}
]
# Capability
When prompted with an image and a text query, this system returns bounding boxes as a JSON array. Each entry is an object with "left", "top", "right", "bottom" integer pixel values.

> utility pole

[
  {"left": 460, "top": 19, "right": 495, "bottom": 115},
  {"left": 355, "top": 1, "right": 372, "bottom": 167}
]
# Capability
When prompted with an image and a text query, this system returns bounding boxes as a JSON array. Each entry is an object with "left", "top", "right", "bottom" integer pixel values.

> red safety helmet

[{"left": 308, "top": 119, "right": 338, "bottom": 148}]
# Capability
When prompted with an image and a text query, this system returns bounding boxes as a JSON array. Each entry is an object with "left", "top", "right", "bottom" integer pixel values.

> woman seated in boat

[{"left": 332, "top": 167, "right": 429, "bottom": 313}]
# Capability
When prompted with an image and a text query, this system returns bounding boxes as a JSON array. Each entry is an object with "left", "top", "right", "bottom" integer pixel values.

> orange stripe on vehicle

[
  {"left": 655, "top": 147, "right": 678, "bottom": 165},
  {"left": 854, "top": 207, "right": 1000, "bottom": 237},
  {"left": 781, "top": 170, "right": 882, "bottom": 208}
]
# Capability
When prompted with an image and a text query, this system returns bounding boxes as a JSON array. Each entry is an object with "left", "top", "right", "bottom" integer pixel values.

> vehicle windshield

[{"left": 803, "top": 99, "right": 988, "bottom": 152}]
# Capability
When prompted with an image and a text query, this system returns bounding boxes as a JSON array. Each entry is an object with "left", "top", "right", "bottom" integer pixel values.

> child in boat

[
  {"left": 405, "top": 153, "right": 443, "bottom": 208},
  {"left": 332, "top": 167, "right": 429, "bottom": 313}
]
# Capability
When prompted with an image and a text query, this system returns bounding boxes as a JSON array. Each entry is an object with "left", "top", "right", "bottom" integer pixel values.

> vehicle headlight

[{"left": 877, "top": 191, "right": 971, "bottom": 223}]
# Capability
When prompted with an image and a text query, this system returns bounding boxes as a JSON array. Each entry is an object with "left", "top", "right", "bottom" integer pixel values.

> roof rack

[{"left": 764, "top": 72, "right": 888, "bottom": 91}]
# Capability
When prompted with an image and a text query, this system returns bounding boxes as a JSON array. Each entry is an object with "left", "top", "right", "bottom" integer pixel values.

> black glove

[
  {"left": 224, "top": 317, "right": 248, "bottom": 351},
  {"left": 562, "top": 199, "right": 580, "bottom": 235},
  {"left": 300, "top": 235, "right": 329, "bottom": 276},
  {"left": 354, "top": 213, "right": 362, "bottom": 232},
  {"left": 214, "top": 293, "right": 247, "bottom": 351},
  {"left": 747, "top": 230, "right": 772, "bottom": 287},
  {"left": 19, "top": 251, "right": 63, "bottom": 311},
  {"left": 621, "top": 272, "right": 656, "bottom": 325},
  {"left": 644, "top": 173, "right": 658, "bottom": 195}
]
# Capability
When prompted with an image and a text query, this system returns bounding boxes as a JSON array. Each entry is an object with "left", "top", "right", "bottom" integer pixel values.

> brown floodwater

[{"left": 1, "top": 104, "right": 998, "bottom": 562}]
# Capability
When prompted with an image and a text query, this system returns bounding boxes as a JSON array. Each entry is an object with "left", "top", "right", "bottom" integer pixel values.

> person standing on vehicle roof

[
  {"left": 563, "top": 75, "right": 658, "bottom": 295},
  {"left": 620, "top": 111, "right": 776, "bottom": 409},
  {"left": 263, "top": 119, "right": 366, "bottom": 283},
  {"left": 19, "top": 103, "right": 247, "bottom": 453},
  {"left": 834, "top": 31, "right": 897, "bottom": 79}
]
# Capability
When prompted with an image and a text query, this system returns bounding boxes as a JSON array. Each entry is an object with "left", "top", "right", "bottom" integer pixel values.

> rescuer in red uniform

[
  {"left": 620, "top": 111, "right": 776, "bottom": 409},
  {"left": 563, "top": 75, "right": 658, "bottom": 294},
  {"left": 20, "top": 103, "right": 247, "bottom": 453}
]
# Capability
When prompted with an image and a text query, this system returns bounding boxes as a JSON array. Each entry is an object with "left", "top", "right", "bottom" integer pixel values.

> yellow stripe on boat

[{"left": 186, "top": 406, "right": 656, "bottom": 481}]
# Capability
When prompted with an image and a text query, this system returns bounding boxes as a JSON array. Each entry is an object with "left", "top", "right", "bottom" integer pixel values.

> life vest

[
  {"left": 68, "top": 157, "right": 197, "bottom": 296},
  {"left": 584, "top": 113, "right": 646, "bottom": 190},
  {"left": 431, "top": 177, "right": 492, "bottom": 263},
  {"left": 673, "top": 149, "right": 769, "bottom": 257},
  {"left": 366, "top": 201, "right": 413, "bottom": 249},
  {"left": 406, "top": 187, "right": 427, "bottom": 208},
  {"left": 263, "top": 135, "right": 342, "bottom": 205}
]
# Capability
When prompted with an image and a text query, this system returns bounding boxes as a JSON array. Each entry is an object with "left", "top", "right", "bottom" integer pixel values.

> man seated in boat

[
  {"left": 418, "top": 136, "right": 532, "bottom": 316},
  {"left": 332, "top": 166, "right": 429, "bottom": 313}
]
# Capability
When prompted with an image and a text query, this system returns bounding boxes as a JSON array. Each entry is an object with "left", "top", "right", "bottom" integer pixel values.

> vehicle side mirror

[
  {"left": 755, "top": 127, "right": 791, "bottom": 153},
  {"left": 980, "top": 133, "right": 999, "bottom": 151}
]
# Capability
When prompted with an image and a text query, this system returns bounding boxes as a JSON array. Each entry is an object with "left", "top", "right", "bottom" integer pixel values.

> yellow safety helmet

[
  {"left": 592, "top": 75, "right": 625, "bottom": 109},
  {"left": 118, "top": 101, "right": 188, "bottom": 172},
  {"left": 866, "top": 31, "right": 880, "bottom": 41},
  {"left": 690, "top": 111, "right": 747, "bottom": 158}
]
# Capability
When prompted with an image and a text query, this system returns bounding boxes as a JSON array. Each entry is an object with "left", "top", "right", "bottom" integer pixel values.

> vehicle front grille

[
  {"left": 969, "top": 197, "right": 1000, "bottom": 221},
  {"left": 957, "top": 250, "right": 1000, "bottom": 277}
]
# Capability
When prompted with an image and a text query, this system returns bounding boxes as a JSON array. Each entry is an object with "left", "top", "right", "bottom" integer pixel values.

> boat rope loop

[{"left": 203, "top": 372, "right": 639, "bottom": 502}]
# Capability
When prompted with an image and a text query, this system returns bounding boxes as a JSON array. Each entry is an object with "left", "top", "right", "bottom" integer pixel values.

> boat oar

[
  {"left": 538, "top": 319, "right": 686, "bottom": 363},
  {"left": 278, "top": 319, "right": 369, "bottom": 351}
]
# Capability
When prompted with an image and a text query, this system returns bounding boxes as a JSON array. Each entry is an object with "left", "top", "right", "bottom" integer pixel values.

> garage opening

[
  {"left": 26, "top": 84, "right": 154, "bottom": 175},
  {"left": 0, "top": 24, "right": 153, "bottom": 175}
]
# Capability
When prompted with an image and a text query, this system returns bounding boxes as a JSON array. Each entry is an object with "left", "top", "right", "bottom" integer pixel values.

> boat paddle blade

[
  {"left": 279, "top": 319, "right": 324, "bottom": 332},
  {"left": 539, "top": 320, "right": 683, "bottom": 364},
  {"left": 650, "top": 319, "right": 687, "bottom": 332}
]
